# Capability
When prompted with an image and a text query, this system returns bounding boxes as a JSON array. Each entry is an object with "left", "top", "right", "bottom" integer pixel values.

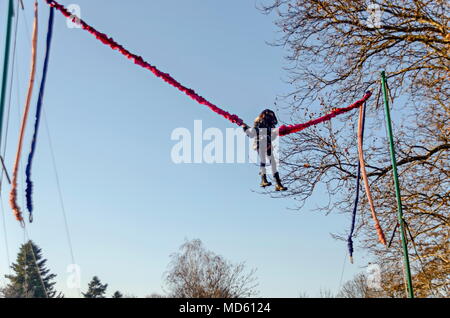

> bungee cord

[
  {"left": 9, "top": 0, "right": 38, "bottom": 225},
  {"left": 0, "top": 0, "right": 419, "bottom": 303},
  {"left": 357, "top": 101, "right": 387, "bottom": 246},
  {"left": 44, "top": 0, "right": 245, "bottom": 127},
  {"left": 278, "top": 92, "right": 372, "bottom": 136},
  {"left": 25, "top": 6, "right": 55, "bottom": 218},
  {"left": 3, "top": 1, "right": 387, "bottom": 259},
  {"left": 44, "top": 0, "right": 372, "bottom": 135},
  {"left": 347, "top": 102, "right": 366, "bottom": 264}
]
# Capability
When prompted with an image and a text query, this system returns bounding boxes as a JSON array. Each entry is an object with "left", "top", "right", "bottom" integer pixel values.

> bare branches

[
  {"left": 368, "top": 143, "right": 450, "bottom": 177},
  {"left": 164, "top": 239, "right": 258, "bottom": 298},
  {"left": 261, "top": 0, "right": 449, "bottom": 106},
  {"left": 261, "top": 0, "right": 449, "bottom": 297}
]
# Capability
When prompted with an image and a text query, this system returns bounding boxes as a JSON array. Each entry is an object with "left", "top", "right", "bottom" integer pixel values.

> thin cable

[
  {"left": 404, "top": 221, "right": 423, "bottom": 265},
  {"left": 397, "top": 232, "right": 409, "bottom": 297},
  {"left": 0, "top": 198, "right": 11, "bottom": 274},
  {"left": 42, "top": 108, "right": 78, "bottom": 271},
  {"left": 338, "top": 250, "right": 347, "bottom": 293},
  {"left": 21, "top": 2, "right": 32, "bottom": 45},
  {"left": 0, "top": 157, "right": 11, "bottom": 184},
  {"left": 1, "top": 0, "right": 20, "bottom": 185},
  {"left": 0, "top": 0, "right": 21, "bottom": 276},
  {"left": 42, "top": 109, "right": 81, "bottom": 298},
  {"left": 24, "top": 228, "right": 49, "bottom": 298},
  {"left": 23, "top": 229, "right": 28, "bottom": 296},
  {"left": 388, "top": 222, "right": 399, "bottom": 248}
]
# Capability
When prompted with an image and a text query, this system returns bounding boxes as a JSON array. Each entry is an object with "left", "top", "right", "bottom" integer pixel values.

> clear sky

[{"left": 0, "top": 0, "right": 372, "bottom": 297}]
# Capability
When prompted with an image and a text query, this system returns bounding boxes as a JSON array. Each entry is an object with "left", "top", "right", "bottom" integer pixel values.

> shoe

[
  {"left": 274, "top": 172, "right": 287, "bottom": 191},
  {"left": 260, "top": 174, "right": 272, "bottom": 188}
]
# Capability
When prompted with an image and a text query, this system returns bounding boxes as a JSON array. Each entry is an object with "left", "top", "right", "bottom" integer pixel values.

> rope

[
  {"left": 9, "top": 0, "right": 38, "bottom": 225},
  {"left": 347, "top": 101, "right": 368, "bottom": 263},
  {"left": 25, "top": 6, "right": 55, "bottom": 219},
  {"left": 44, "top": 0, "right": 245, "bottom": 127},
  {"left": 278, "top": 91, "right": 372, "bottom": 136},
  {"left": 357, "top": 100, "right": 386, "bottom": 245}
]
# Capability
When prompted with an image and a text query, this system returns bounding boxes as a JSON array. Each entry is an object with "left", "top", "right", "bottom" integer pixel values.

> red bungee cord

[
  {"left": 44, "top": 0, "right": 245, "bottom": 126},
  {"left": 278, "top": 92, "right": 372, "bottom": 136},
  {"left": 44, "top": 0, "right": 371, "bottom": 134}
]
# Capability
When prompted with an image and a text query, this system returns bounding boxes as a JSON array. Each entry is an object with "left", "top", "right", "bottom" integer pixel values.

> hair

[{"left": 254, "top": 109, "right": 278, "bottom": 129}]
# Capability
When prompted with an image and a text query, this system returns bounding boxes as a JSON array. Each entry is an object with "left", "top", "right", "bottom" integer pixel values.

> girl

[{"left": 243, "top": 109, "right": 287, "bottom": 191}]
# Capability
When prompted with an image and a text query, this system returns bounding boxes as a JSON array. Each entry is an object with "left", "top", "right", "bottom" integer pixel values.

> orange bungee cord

[
  {"left": 357, "top": 102, "right": 387, "bottom": 245},
  {"left": 9, "top": 1, "right": 38, "bottom": 225}
]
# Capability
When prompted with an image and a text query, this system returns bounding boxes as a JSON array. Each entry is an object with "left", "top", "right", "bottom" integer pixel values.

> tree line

[{"left": 0, "top": 239, "right": 398, "bottom": 298}]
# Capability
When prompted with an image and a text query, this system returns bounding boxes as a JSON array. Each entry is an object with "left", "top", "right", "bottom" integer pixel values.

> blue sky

[{"left": 0, "top": 0, "right": 372, "bottom": 297}]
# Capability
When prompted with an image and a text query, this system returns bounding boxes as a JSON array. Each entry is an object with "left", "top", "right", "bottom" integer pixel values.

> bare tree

[
  {"left": 164, "top": 239, "right": 258, "bottom": 298},
  {"left": 298, "top": 291, "right": 310, "bottom": 298},
  {"left": 337, "top": 272, "right": 382, "bottom": 298},
  {"left": 318, "top": 288, "right": 336, "bottom": 298},
  {"left": 261, "top": 0, "right": 449, "bottom": 297}
]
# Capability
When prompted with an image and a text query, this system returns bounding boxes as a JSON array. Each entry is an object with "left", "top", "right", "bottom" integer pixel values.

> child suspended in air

[{"left": 243, "top": 109, "right": 287, "bottom": 191}]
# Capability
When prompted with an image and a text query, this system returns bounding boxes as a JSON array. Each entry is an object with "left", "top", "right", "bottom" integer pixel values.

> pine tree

[
  {"left": 3, "top": 240, "right": 60, "bottom": 298},
  {"left": 83, "top": 276, "right": 108, "bottom": 298},
  {"left": 112, "top": 291, "right": 123, "bottom": 298}
]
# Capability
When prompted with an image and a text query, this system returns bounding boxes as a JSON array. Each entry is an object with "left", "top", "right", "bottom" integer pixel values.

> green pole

[
  {"left": 381, "top": 71, "right": 414, "bottom": 298},
  {"left": 0, "top": 0, "right": 14, "bottom": 149}
]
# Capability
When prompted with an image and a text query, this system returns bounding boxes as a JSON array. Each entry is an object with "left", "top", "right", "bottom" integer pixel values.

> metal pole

[
  {"left": 0, "top": 0, "right": 14, "bottom": 149},
  {"left": 381, "top": 71, "right": 414, "bottom": 298}
]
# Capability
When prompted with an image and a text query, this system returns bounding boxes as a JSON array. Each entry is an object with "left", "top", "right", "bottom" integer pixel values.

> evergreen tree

[
  {"left": 3, "top": 240, "right": 60, "bottom": 298},
  {"left": 112, "top": 291, "right": 123, "bottom": 298},
  {"left": 83, "top": 276, "right": 108, "bottom": 298}
]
